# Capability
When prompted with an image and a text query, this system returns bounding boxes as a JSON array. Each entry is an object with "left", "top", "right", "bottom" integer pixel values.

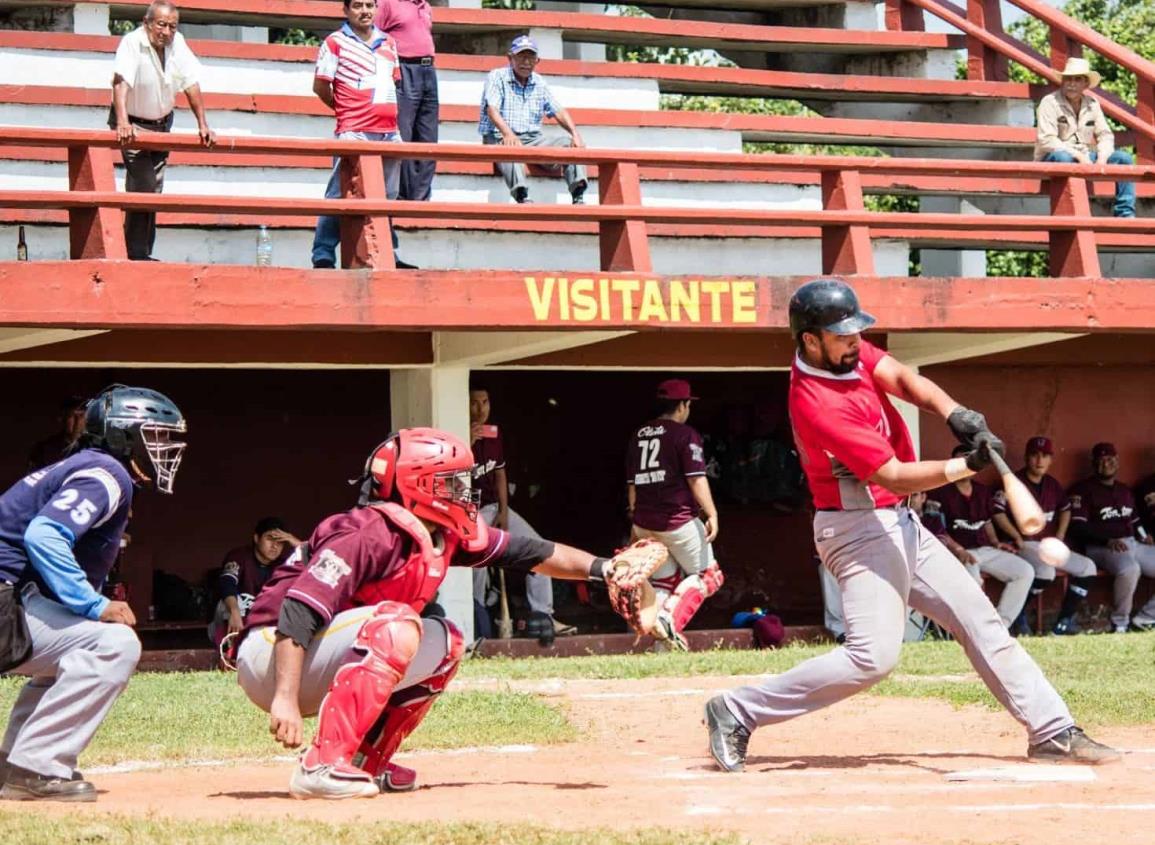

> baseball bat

[
  {"left": 496, "top": 568, "right": 513, "bottom": 639},
  {"left": 989, "top": 450, "right": 1046, "bottom": 535}
]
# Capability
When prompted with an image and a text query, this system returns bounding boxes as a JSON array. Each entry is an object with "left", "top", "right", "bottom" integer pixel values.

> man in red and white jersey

[{"left": 704, "top": 278, "right": 1117, "bottom": 772}]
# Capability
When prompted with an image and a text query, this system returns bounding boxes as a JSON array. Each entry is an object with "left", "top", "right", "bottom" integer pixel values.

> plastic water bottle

[{"left": 255, "top": 225, "right": 272, "bottom": 267}]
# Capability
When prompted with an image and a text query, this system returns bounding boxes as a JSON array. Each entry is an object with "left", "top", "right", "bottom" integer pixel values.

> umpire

[{"left": 0, "top": 385, "right": 187, "bottom": 801}]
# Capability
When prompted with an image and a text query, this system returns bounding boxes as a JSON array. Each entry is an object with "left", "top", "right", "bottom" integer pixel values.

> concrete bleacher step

[
  {"left": 73, "top": 0, "right": 964, "bottom": 57},
  {"left": 0, "top": 31, "right": 1033, "bottom": 113}
]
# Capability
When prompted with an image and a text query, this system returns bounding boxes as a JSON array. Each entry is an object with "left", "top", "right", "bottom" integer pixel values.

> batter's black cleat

[
  {"left": 1028, "top": 727, "right": 1121, "bottom": 765},
  {"left": 0, "top": 764, "right": 96, "bottom": 802},
  {"left": 705, "top": 695, "right": 749, "bottom": 772}
]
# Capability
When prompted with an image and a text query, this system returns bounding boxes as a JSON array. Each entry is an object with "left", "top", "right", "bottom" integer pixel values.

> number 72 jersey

[
  {"left": 0, "top": 449, "right": 134, "bottom": 589},
  {"left": 626, "top": 418, "right": 707, "bottom": 532}
]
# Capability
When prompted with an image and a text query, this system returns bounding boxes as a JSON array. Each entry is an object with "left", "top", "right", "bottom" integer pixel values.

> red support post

[
  {"left": 965, "top": 0, "right": 1008, "bottom": 81},
  {"left": 1136, "top": 85, "right": 1155, "bottom": 163},
  {"left": 1048, "top": 28, "right": 1082, "bottom": 72},
  {"left": 884, "top": 0, "right": 924, "bottom": 31},
  {"left": 338, "top": 154, "right": 395, "bottom": 270},
  {"left": 1048, "top": 175, "right": 1101, "bottom": 278},
  {"left": 597, "top": 161, "right": 652, "bottom": 273},
  {"left": 821, "top": 170, "right": 874, "bottom": 276},
  {"left": 67, "top": 145, "right": 126, "bottom": 259}
]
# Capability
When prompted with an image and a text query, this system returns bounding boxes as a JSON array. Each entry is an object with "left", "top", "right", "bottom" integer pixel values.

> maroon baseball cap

[
  {"left": 752, "top": 614, "right": 785, "bottom": 649},
  {"left": 656, "top": 379, "right": 698, "bottom": 401},
  {"left": 1025, "top": 436, "right": 1053, "bottom": 456},
  {"left": 1092, "top": 442, "right": 1118, "bottom": 459}
]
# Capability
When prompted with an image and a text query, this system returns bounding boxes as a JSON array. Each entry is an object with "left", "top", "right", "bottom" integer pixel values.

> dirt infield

[{"left": 26, "top": 676, "right": 1155, "bottom": 844}]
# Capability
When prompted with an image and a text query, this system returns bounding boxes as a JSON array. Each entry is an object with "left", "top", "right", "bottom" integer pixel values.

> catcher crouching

[{"left": 233, "top": 428, "right": 639, "bottom": 800}]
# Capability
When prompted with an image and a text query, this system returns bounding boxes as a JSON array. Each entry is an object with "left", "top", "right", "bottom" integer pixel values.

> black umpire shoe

[
  {"left": 0, "top": 764, "right": 96, "bottom": 802},
  {"left": 705, "top": 695, "right": 750, "bottom": 773},
  {"left": 1028, "top": 727, "right": 1121, "bottom": 765}
]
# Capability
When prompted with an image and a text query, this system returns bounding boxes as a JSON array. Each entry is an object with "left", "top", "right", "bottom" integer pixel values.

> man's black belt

[
  {"left": 129, "top": 113, "right": 173, "bottom": 129},
  {"left": 399, "top": 56, "right": 434, "bottom": 66}
]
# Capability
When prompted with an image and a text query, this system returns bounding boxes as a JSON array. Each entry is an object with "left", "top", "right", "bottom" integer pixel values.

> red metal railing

[
  {"left": 2, "top": 127, "right": 1153, "bottom": 278},
  {"left": 886, "top": 0, "right": 1155, "bottom": 162}
]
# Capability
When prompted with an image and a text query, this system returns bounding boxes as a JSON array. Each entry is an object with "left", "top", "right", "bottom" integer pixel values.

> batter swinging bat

[{"left": 989, "top": 450, "right": 1046, "bottom": 535}]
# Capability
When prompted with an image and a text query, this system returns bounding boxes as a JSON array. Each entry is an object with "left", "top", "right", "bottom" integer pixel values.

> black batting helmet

[{"left": 788, "top": 278, "right": 875, "bottom": 341}]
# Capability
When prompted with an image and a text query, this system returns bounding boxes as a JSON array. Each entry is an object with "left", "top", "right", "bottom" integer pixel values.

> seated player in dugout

[
  {"left": 626, "top": 379, "right": 724, "bottom": 650},
  {"left": 232, "top": 427, "right": 621, "bottom": 800},
  {"left": 208, "top": 516, "right": 303, "bottom": 646}
]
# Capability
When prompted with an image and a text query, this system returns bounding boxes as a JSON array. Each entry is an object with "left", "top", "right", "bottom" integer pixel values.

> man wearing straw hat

[{"left": 1035, "top": 57, "right": 1135, "bottom": 218}]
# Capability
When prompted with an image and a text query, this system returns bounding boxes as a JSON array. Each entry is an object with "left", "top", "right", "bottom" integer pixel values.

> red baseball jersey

[
  {"left": 927, "top": 481, "right": 996, "bottom": 549},
  {"left": 243, "top": 506, "right": 508, "bottom": 630},
  {"left": 788, "top": 339, "right": 914, "bottom": 511},
  {"left": 992, "top": 470, "right": 1069, "bottom": 539},
  {"left": 627, "top": 418, "right": 706, "bottom": 531},
  {"left": 1068, "top": 477, "right": 1140, "bottom": 541}
]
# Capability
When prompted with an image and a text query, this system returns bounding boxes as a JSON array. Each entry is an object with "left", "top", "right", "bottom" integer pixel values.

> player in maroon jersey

[{"left": 234, "top": 427, "right": 610, "bottom": 799}]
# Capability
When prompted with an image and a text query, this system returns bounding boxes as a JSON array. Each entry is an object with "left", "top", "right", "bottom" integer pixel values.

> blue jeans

[
  {"left": 311, "top": 130, "right": 401, "bottom": 267},
  {"left": 1043, "top": 149, "right": 1136, "bottom": 218}
]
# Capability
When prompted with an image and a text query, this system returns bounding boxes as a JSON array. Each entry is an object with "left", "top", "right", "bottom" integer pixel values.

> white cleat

[{"left": 289, "top": 761, "right": 380, "bottom": 800}]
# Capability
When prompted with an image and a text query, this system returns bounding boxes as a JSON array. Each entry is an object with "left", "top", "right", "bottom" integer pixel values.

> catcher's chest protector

[{"left": 352, "top": 503, "right": 458, "bottom": 612}]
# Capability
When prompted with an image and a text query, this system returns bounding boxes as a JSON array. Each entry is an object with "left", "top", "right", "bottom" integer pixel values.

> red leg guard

[
  {"left": 659, "top": 562, "right": 725, "bottom": 633},
  {"left": 358, "top": 618, "right": 465, "bottom": 779},
  {"left": 303, "top": 602, "right": 422, "bottom": 772}
]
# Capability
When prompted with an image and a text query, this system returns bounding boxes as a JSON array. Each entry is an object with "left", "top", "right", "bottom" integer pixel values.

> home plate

[{"left": 946, "top": 765, "right": 1096, "bottom": 783}]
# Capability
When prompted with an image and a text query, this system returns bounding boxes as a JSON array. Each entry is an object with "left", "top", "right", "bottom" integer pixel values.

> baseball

[{"left": 1038, "top": 537, "right": 1071, "bottom": 568}]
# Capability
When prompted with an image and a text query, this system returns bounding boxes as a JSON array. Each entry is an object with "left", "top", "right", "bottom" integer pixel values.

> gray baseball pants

[
  {"left": 723, "top": 506, "right": 1074, "bottom": 746},
  {"left": 474, "top": 503, "right": 552, "bottom": 616},
  {"left": 237, "top": 607, "right": 455, "bottom": 715},
  {"left": 965, "top": 546, "right": 1034, "bottom": 628},
  {"left": 1017, "top": 540, "right": 1096, "bottom": 580},
  {"left": 1085, "top": 538, "right": 1155, "bottom": 628},
  {"left": 1, "top": 585, "right": 141, "bottom": 779}
]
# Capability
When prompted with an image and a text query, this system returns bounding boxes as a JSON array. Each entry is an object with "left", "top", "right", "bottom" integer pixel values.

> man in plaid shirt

[{"left": 479, "top": 35, "right": 588, "bottom": 205}]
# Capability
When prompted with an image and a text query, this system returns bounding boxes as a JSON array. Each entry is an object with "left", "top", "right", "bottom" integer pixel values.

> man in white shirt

[{"left": 109, "top": 1, "right": 215, "bottom": 260}]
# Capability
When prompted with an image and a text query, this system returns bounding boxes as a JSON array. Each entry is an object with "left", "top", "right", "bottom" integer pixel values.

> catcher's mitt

[{"left": 605, "top": 539, "right": 669, "bottom": 637}]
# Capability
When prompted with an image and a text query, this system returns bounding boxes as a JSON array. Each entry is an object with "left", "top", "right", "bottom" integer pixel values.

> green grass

[
  {"left": 0, "top": 813, "right": 746, "bottom": 845},
  {"left": 0, "top": 633, "right": 1148, "bottom": 770},
  {"left": 462, "top": 633, "right": 1155, "bottom": 727},
  {"left": 0, "top": 673, "right": 575, "bottom": 767}
]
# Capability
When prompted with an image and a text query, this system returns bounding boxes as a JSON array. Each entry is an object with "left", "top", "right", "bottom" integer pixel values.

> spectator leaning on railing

[
  {"left": 479, "top": 35, "right": 588, "bottom": 205},
  {"left": 1035, "top": 57, "right": 1135, "bottom": 219},
  {"left": 109, "top": 0, "right": 215, "bottom": 261}
]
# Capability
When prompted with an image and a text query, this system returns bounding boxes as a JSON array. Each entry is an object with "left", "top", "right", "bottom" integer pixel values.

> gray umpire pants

[
  {"left": 474, "top": 503, "right": 553, "bottom": 616},
  {"left": 237, "top": 608, "right": 453, "bottom": 715},
  {"left": 723, "top": 506, "right": 1073, "bottom": 746},
  {"left": 1, "top": 585, "right": 141, "bottom": 779},
  {"left": 1085, "top": 537, "right": 1155, "bottom": 628},
  {"left": 483, "top": 131, "right": 587, "bottom": 199}
]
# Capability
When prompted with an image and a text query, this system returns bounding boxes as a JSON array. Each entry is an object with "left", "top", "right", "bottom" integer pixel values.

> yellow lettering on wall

[
  {"left": 557, "top": 277, "right": 570, "bottom": 321},
  {"left": 637, "top": 280, "right": 669, "bottom": 322},
  {"left": 731, "top": 281, "right": 757, "bottom": 324},
  {"left": 669, "top": 280, "right": 699, "bottom": 323},
  {"left": 611, "top": 279, "right": 641, "bottom": 321},
  {"left": 701, "top": 281, "right": 729, "bottom": 323},
  {"left": 526, "top": 277, "right": 555, "bottom": 322},
  {"left": 598, "top": 278, "right": 612, "bottom": 321},
  {"left": 570, "top": 278, "right": 598, "bottom": 322}
]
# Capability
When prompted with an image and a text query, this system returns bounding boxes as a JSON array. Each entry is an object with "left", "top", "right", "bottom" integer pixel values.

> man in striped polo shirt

[{"left": 311, "top": 0, "right": 415, "bottom": 269}]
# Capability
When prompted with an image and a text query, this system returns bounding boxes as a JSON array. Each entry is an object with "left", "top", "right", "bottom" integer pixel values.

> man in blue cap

[{"left": 479, "top": 35, "right": 588, "bottom": 205}]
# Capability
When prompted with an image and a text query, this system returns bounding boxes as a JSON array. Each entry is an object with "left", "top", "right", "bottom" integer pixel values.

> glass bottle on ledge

[
  {"left": 256, "top": 224, "right": 273, "bottom": 267},
  {"left": 16, "top": 225, "right": 28, "bottom": 261}
]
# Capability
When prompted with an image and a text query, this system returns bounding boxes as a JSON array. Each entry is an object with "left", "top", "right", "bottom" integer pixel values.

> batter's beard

[{"left": 823, "top": 348, "right": 859, "bottom": 375}]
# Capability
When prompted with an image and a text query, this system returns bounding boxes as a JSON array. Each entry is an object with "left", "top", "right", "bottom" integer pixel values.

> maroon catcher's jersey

[
  {"left": 243, "top": 506, "right": 509, "bottom": 630},
  {"left": 992, "top": 470, "right": 1069, "bottom": 539}
]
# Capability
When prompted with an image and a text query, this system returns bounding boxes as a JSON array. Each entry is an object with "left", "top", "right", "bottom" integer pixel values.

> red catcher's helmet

[{"left": 360, "top": 428, "right": 486, "bottom": 551}]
